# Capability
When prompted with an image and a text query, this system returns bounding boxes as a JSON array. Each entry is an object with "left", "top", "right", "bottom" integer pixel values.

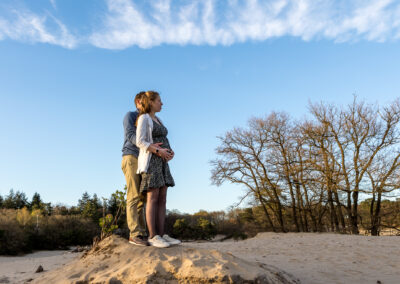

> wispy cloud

[
  {"left": 49, "top": 0, "right": 57, "bottom": 10},
  {"left": 324, "top": 0, "right": 399, "bottom": 42},
  {"left": 0, "top": 8, "right": 77, "bottom": 48},
  {"left": 90, "top": 0, "right": 400, "bottom": 49},
  {"left": 1, "top": 0, "right": 400, "bottom": 49}
]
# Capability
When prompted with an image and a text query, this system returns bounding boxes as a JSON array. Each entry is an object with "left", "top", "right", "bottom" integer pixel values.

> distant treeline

[
  {"left": 0, "top": 190, "right": 102, "bottom": 255},
  {"left": 1, "top": 187, "right": 399, "bottom": 255},
  {"left": 0, "top": 189, "right": 224, "bottom": 255}
]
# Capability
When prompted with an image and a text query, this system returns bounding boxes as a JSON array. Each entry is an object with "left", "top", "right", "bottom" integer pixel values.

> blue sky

[{"left": 1, "top": 0, "right": 400, "bottom": 213}]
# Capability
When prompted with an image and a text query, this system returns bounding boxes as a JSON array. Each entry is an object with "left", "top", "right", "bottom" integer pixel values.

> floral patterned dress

[{"left": 140, "top": 118, "right": 175, "bottom": 192}]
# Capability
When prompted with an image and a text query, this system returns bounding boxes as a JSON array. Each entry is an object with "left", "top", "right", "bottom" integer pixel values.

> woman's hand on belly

[
  {"left": 158, "top": 148, "right": 173, "bottom": 161},
  {"left": 165, "top": 149, "right": 174, "bottom": 162}
]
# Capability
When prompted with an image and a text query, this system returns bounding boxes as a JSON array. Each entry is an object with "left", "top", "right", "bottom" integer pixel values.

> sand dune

[
  {"left": 2, "top": 232, "right": 399, "bottom": 283},
  {"left": 185, "top": 232, "right": 400, "bottom": 284},
  {"left": 31, "top": 235, "right": 299, "bottom": 284},
  {"left": 0, "top": 249, "right": 81, "bottom": 284}
]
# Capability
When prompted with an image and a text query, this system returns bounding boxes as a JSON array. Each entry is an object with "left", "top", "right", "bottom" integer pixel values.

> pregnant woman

[{"left": 136, "top": 91, "right": 181, "bottom": 248}]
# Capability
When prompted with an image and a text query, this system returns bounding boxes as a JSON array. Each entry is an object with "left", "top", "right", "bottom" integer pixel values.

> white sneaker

[
  {"left": 162, "top": 234, "right": 181, "bottom": 245},
  {"left": 148, "top": 235, "right": 170, "bottom": 248}
]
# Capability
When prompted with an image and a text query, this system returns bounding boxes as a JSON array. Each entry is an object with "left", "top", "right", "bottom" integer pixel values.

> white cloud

[
  {"left": 325, "top": 0, "right": 398, "bottom": 42},
  {"left": 1, "top": 0, "right": 400, "bottom": 49},
  {"left": 50, "top": 0, "right": 57, "bottom": 10},
  {"left": 90, "top": 0, "right": 400, "bottom": 49},
  {"left": 0, "top": 18, "right": 6, "bottom": 40},
  {"left": 0, "top": 9, "right": 77, "bottom": 48}
]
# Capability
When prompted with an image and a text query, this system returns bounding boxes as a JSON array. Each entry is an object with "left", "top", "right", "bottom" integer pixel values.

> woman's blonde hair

[{"left": 136, "top": 91, "right": 160, "bottom": 126}]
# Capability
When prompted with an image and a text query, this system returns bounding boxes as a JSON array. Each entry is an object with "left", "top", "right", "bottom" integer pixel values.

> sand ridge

[
  {"left": 0, "top": 250, "right": 82, "bottom": 284},
  {"left": 185, "top": 232, "right": 400, "bottom": 284},
  {"left": 31, "top": 235, "right": 300, "bottom": 284},
  {"left": 3, "top": 232, "right": 398, "bottom": 283}
]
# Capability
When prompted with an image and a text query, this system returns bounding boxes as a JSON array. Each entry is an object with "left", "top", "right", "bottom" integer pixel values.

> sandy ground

[
  {"left": 0, "top": 233, "right": 399, "bottom": 283},
  {"left": 29, "top": 236, "right": 297, "bottom": 283},
  {"left": 185, "top": 232, "right": 400, "bottom": 284},
  {"left": 0, "top": 249, "right": 82, "bottom": 283}
]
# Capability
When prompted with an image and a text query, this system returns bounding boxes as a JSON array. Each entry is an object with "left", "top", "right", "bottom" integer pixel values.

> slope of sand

[
  {"left": 3, "top": 233, "right": 399, "bottom": 283},
  {"left": 0, "top": 249, "right": 82, "bottom": 283},
  {"left": 185, "top": 232, "right": 400, "bottom": 284},
  {"left": 31, "top": 235, "right": 299, "bottom": 284}
]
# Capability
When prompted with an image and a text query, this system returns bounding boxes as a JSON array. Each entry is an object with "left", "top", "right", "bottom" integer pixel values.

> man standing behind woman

[
  {"left": 122, "top": 91, "right": 180, "bottom": 248},
  {"left": 122, "top": 92, "right": 156, "bottom": 246},
  {"left": 136, "top": 91, "right": 181, "bottom": 248}
]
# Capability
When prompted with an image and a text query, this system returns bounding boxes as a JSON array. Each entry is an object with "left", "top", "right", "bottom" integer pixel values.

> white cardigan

[{"left": 136, "top": 113, "right": 154, "bottom": 174}]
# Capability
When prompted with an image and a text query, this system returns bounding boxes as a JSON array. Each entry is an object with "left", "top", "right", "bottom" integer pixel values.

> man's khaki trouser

[{"left": 121, "top": 155, "right": 146, "bottom": 238}]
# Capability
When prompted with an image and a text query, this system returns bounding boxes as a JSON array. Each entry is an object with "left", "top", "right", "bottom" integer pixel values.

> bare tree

[
  {"left": 211, "top": 96, "right": 400, "bottom": 235},
  {"left": 309, "top": 97, "right": 400, "bottom": 234},
  {"left": 365, "top": 101, "right": 400, "bottom": 235},
  {"left": 211, "top": 116, "right": 288, "bottom": 232},
  {"left": 300, "top": 117, "right": 346, "bottom": 232},
  {"left": 262, "top": 113, "right": 302, "bottom": 231},
  {"left": 292, "top": 132, "right": 322, "bottom": 232}
]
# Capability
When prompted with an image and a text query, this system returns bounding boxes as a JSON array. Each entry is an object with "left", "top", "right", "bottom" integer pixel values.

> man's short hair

[{"left": 134, "top": 91, "right": 145, "bottom": 106}]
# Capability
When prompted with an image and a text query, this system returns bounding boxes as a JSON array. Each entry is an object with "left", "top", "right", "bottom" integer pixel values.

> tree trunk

[
  {"left": 288, "top": 185, "right": 300, "bottom": 232},
  {"left": 317, "top": 190, "right": 326, "bottom": 232},
  {"left": 294, "top": 182, "right": 306, "bottom": 231},
  {"left": 333, "top": 189, "right": 346, "bottom": 232},
  {"left": 345, "top": 191, "right": 352, "bottom": 231},
  {"left": 302, "top": 184, "right": 317, "bottom": 232},
  {"left": 351, "top": 190, "right": 360, "bottom": 234},
  {"left": 271, "top": 188, "right": 286, "bottom": 232},
  {"left": 327, "top": 189, "right": 339, "bottom": 232},
  {"left": 258, "top": 194, "right": 276, "bottom": 232},
  {"left": 260, "top": 189, "right": 286, "bottom": 233},
  {"left": 371, "top": 191, "right": 382, "bottom": 236}
]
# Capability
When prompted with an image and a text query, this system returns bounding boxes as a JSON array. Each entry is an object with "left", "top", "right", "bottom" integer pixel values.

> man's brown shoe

[{"left": 129, "top": 236, "right": 149, "bottom": 246}]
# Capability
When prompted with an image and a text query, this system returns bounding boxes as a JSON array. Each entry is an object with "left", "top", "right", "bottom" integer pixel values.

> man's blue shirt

[{"left": 122, "top": 111, "right": 139, "bottom": 157}]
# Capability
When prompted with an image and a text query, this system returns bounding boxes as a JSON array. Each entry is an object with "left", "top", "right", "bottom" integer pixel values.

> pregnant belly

[{"left": 153, "top": 138, "right": 171, "bottom": 149}]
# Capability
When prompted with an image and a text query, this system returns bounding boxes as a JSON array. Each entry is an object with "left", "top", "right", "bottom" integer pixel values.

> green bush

[
  {"left": 29, "top": 215, "right": 99, "bottom": 250},
  {"left": 172, "top": 218, "right": 193, "bottom": 239},
  {"left": 0, "top": 210, "right": 28, "bottom": 255},
  {"left": 172, "top": 217, "right": 217, "bottom": 240},
  {"left": 0, "top": 209, "right": 99, "bottom": 255},
  {"left": 197, "top": 218, "right": 217, "bottom": 240},
  {"left": 99, "top": 214, "right": 118, "bottom": 238}
]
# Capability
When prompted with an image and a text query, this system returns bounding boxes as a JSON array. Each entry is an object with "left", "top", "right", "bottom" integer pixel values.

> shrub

[
  {"left": 0, "top": 210, "right": 28, "bottom": 255},
  {"left": 172, "top": 218, "right": 192, "bottom": 239},
  {"left": 29, "top": 215, "right": 99, "bottom": 250},
  {"left": 99, "top": 214, "right": 118, "bottom": 239},
  {"left": 172, "top": 217, "right": 217, "bottom": 240},
  {"left": 196, "top": 218, "right": 217, "bottom": 240},
  {"left": 0, "top": 209, "right": 99, "bottom": 255},
  {"left": 16, "top": 207, "right": 31, "bottom": 227}
]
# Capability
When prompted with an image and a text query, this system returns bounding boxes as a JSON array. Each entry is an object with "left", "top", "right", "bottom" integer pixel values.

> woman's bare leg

[
  {"left": 157, "top": 186, "right": 168, "bottom": 236},
  {"left": 146, "top": 188, "right": 159, "bottom": 239}
]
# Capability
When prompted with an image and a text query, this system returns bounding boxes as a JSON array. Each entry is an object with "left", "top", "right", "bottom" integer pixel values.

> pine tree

[
  {"left": 78, "top": 192, "right": 91, "bottom": 212},
  {"left": 14, "top": 191, "right": 29, "bottom": 209},
  {"left": 78, "top": 192, "right": 102, "bottom": 221},
  {"left": 3, "top": 189, "right": 29, "bottom": 209},
  {"left": 31, "top": 192, "right": 43, "bottom": 211},
  {"left": 3, "top": 189, "right": 15, "bottom": 208}
]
